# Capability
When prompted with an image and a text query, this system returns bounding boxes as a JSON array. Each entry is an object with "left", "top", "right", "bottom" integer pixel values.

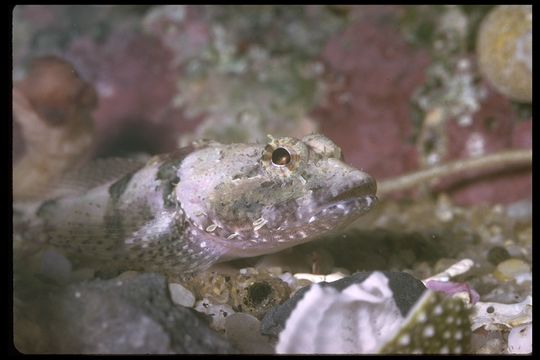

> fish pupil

[{"left": 272, "top": 147, "right": 291, "bottom": 166}]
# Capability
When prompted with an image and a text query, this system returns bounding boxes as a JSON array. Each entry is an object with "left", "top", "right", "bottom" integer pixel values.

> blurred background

[{"left": 13, "top": 5, "right": 531, "bottom": 205}]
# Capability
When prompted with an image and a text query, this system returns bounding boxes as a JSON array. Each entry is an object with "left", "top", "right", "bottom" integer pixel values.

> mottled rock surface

[{"left": 14, "top": 273, "right": 237, "bottom": 354}]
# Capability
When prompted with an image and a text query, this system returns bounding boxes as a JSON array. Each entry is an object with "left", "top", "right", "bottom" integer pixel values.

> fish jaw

[{"left": 175, "top": 134, "right": 377, "bottom": 261}]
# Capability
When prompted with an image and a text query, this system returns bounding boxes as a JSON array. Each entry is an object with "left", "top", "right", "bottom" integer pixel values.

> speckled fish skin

[{"left": 17, "top": 134, "right": 377, "bottom": 274}]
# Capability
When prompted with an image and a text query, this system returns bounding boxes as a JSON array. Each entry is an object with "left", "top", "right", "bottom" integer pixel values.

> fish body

[{"left": 15, "top": 134, "right": 377, "bottom": 274}]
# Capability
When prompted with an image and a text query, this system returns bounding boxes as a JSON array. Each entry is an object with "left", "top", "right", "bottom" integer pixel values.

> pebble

[
  {"left": 224, "top": 313, "right": 274, "bottom": 354},
  {"left": 169, "top": 283, "right": 195, "bottom": 308},
  {"left": 39, "top": 249, "right": 72, "bottom": 284},
  {"left": 505, "top": 199, "right": 532, "bottom": 221},
  {"left": 194, "top": 298, "right": 235, "bottom": 331},
  {"left": 493, "top": 258, "right": 530, "bottom": 282},
  {"left": 476, "top": 5, "right": 532, "bottom": 103},
  {"left": 486, "top": 246, "right": 511, "bottom": 266},
  {"left": 507, "top": 323, "right": 532, "bottom": 354}
]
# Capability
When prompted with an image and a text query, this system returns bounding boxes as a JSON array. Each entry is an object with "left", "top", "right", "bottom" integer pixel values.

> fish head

[{"left": 176, "top": 134, "right": 377, "bottom": 259}]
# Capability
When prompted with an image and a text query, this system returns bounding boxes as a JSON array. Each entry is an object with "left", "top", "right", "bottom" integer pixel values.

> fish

[{"left": 13, "top": 134, "right": 377, "bottom": 275}]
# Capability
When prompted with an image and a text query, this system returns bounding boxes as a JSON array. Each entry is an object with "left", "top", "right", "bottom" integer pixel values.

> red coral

[
  {"left": 65, "top": 30, "right": 198, "bottom": 156},
  {"left": 312, "top": 6, "right": 531, "bottom": 205},
  {"left": 313, "top": 6, "right": 429, "bottom": 181}
]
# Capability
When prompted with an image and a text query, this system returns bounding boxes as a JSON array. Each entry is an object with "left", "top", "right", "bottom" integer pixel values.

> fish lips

[
  {"left": 314, "top": 172, "right": 378, "bottom": 219},
  {"left": 331, "top": 173, "right": 377, "bottom": 203}
]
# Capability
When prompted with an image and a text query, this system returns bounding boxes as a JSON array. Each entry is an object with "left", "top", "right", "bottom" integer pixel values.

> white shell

[
  {"left": 507, "top": 323, "right": 532, "bottom": 354},
  {"left": 276, "top": 272, "right": 404, "bottom": 354},
  {"left": 422, "top": 258, "right": 474, "bottom": 283},
  {"left": 471, "top": 296, "right": 532, "bottom": 331},
  {"left": 293, "top": 272, "right": 347, "bottom": 283}
]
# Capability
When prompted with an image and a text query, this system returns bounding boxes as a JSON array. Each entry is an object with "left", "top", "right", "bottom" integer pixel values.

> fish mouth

[
  {"left": 311, "top": 173, "right": 377, "bottom": 221},
  {"left": 331, "top": 173, "right": 377, "bottom": 202},
  {"left": 313, "top": 194, "right": 378, "bottom": 223},
  {"left": 214, "top": 172, "right": 378, "bottom": 259}
]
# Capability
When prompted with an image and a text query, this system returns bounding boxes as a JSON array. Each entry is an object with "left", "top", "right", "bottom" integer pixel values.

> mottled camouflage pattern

[{"left": 18, "top": 134, "right": 377, "bottom": 274}]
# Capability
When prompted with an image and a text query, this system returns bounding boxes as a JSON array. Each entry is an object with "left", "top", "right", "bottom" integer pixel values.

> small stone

[
  {"left": 493, "top": 258, "right": 530, "bottom": 282},
  {"left": 505, "top": 199, "right": 532, "bottom": 221},
  {"left": 194, "top": 298, "right": 236, "bottom": 331},
  {"left": 169, "top": 283, "right": 195, "bottom": 307},
  {"left": 39, "top": 249, "right": 72, "bottom": 284},
  {"left": 486, "top": 247, "right": 511, "bottom": 266},
  {"left": 476, "top": 5, "right": 532, "bottom": 103},
  {"left": 224, "top": 313, "right": 274, "bottom": 354}
]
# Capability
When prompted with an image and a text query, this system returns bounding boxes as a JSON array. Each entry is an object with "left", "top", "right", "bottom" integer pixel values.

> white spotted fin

[{"left": 380, "top": 290, "right": 471, "bottom": 354}]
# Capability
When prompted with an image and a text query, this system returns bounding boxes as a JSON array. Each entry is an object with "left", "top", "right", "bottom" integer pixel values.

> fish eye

[{"left": 271, "top": 147, "right": 291, "bottom": 166}]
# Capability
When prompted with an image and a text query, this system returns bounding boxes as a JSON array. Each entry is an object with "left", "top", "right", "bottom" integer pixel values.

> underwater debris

[
  {"left": 293, "top": 271, "right": 347, "bottom": 284},
  {"left": 423, "top": 258, "right": 474, "bottom": 282},
  {"left": 422, "top": 258, "right": 479, "bottom": 305},
  {"left": 275, "top": 272, "right": 403, "bottom": 354},
  {"left": 476, "top": 5, "right": 532, "bottom": 103},
  {"left": 190, "top": 271, "right": 233, "bottom": 304},
  {"left": 425, "top": 280, "right": 480, "bottom": 306},
  {"left": 274, "top": 271, "right": 471, "bottom": 354},
  {"left": 507, "top": 323, "right": 532, "bottom": 354},
  {"left": 471, "top": 296, "right": 532, "bottom": 331}
]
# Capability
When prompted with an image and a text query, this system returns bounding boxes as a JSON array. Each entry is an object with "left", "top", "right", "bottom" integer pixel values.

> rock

[
  {"left": 261, "top": 271, "right": 426, "bottom": 339},
  {"left": 486, "top": 246, "right": 511, "bottom": 266},
  {"left": 14, "top": 273, "right": 237, "bottom": 354},
  {"left": 224, "top": 313, "right": 274, "bottom": 354},
  {"left": 493, "top": 258, "right": 530, "bottom": 282},
  {"left": 168, "top": 283, "right": 195, "bottom": 307},
  {"left": 39, "top": 248, "right": 72, "bottom": 284}
]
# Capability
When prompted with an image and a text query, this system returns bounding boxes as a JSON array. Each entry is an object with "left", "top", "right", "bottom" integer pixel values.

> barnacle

[{"left": 231, "top": 272, "right": 290, "bottom": 319}]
